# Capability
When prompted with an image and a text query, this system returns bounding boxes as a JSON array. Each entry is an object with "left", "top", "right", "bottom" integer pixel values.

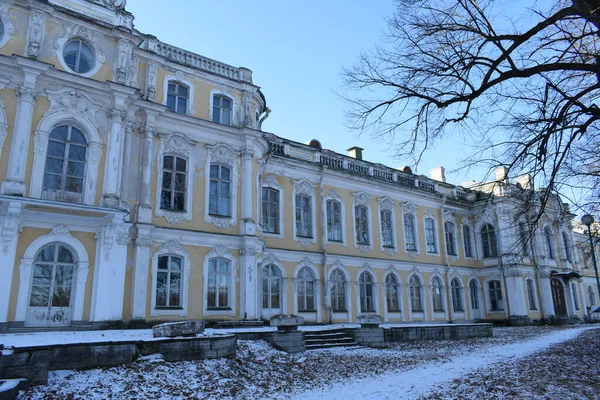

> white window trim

[
  {"left": 155, "top": 133, "right": 196, "bottom": 224},
  {"left": 588, "top": 285, "right": 597, "bottom": 306},
  {"left": 15, "top": 225, "right": 90, "bottom": 323},
  {"left": 54, "top": 34, "right": 105, "bottom": 78},
  {"left": 204, "top": 143, "right": 238, "bottom": 229},
  {"left": 543, "top": 225, "right": 557, "bottom": 260},
  {"left": 259, "top": 254, "right": 288, "bottom": 315},
  {"left": 461, "top": 218, "right": 476, "bottom": 260},
  {"left": 449, "top": 275, "right": 465, "bottom": 315},
  {"left": 352, "top": 192, "right": 373, "bottom": 253},
  {"left": 468, "top": 277, "right": 482, "bottom": 314},
  {"left": 203, "top": 245, "right": 237, "bottom": 317},
  {"left": 150, "top": 240, "right": 190, "bottom": 317},
  {"left": 484, "top": 277, "right": 506, "bottom": 313},
  {"left": 423, "top": 210, "right": 440, "bottom": 256},
  {"left": 356, "top": 264, "right": 378, "bottom": 315},
  {"left": 560, "top": 230, "right": 572, "bottom": 264},
  {"left": 163, "top": 73, "right": 195, "bottom": 115},
  {"left": 476, "top": 219, "right": 499, "bottom": 261},
  {"left": 429, "top": 273, "right": 446, "bottom": 316},
  {"left": 326, "top": 260, "right": 352, "bottom": 319},
  {"left": 378, "top": 197, "right": 397, "bottom": 255},
  {"left": 383, "top": 268, "right": 403, "bottom": 321},
  {"left": 324, "top": 189, "right": 346, "bottom": 246},
  {"left": 402, "top": 202, "right": 420, "bottom": 258},
  {"left": 292, "top": 179, "right": 317, "bottom": 246},
  {"left": 260, "top": 174, "right": 283, "bottom": 239},
  {"left": 0, "top": 3, "right": 15, "bottom": 49},
  {"left": 407, "top": 271, "right": 427, "bottom": 321},
  {"left": 293, "top": 259, "right": 321, "bottom": 322},
  {"left": 443, "top": 211, "right": 458, "bottom": 261},
  {"left": 209, "top": 87, "right": 238, "bottom": 126},
  {"left": 525, "top": 276, "right": 539, "bottom": 311},
  {"left": 30, "top": 95, "right": 103, "bottom": 206}
]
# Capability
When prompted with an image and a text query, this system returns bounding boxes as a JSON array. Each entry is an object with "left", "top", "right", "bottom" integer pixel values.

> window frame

[
  {"left": 352, "top": 192, "right": 373, "bottom": 252},
  {"left": 385, "top": 273, "right": 402, "bottom": 313},
  {"left": 206, "top": 257, "right": 232, "bottom": 310},
  {"left": 151, "top": 241, "right": 190, "bottom": 317},
  {"left": 402, "top": 205, "right": 420, "bottom": 256},
  {"left": 324, "top": 189, "right": 346, "bottom": 245},
  {"left": 462, "top": 222, "right": 475, "bottom": 259},
  {"left": 296, "top": 266, "right": 316, "bottom": 312},
  {"left": 358, "top": 271, "right": 376, "bottom": 313},
  {"left": 155, "top": 254, "right": 184, "bottom": 309},
  {"left": 292, "top": 180, "right": 316, "bottom": 245},
  {"left": 588, "top": 285, "right": 596, "bottom": 306},
  {"left": 571, "top": 283, "right": 579, "bottom": 311},
  {"left": 544, "top": 226, "right": 556, "bottom": 259},
  {"left": 469, "top": 279, "right": 480, "bottom": 311},
  {"left": 56, "top": 36, "right": 103, "bottom": 78},
  {"left": 261, "top": 186, "right": 281, "bottom": 236},
  {"left": 202, "top": 246, "right": 237, "bottom": 317},
  {"left": 329, "top": 268, "right": 347, "bottom": 312},
  {"left": 451, "top": 277, "right": 464, "bottom": 312},
  {"left": 211, "top": 94, "right": 234, "bottom": 126},
  {"left": 424, "top": 216, "right": 439, "bottom": 254},
  {"left": 354, "top": 204, "right": 370, "bottom": 246},
  {"left": 562, "top": 231, "right": 573, "bottom": 263},
  {"left": 444, "top": 221, "right": 457, "bottom": 257},
  {"left": 379, "top": 197, "right": 397, "bottom": 253},
  {"left": 166, "top": 81, "right": 190, "bottom": 115},
  {"left": 409, "top": 274, "right": 423, "bottom": 312},
  {"left": 488, "top": 279, "right": 504, "bottom": 311},
  {"left": 431, "top": 276, "right": 445, "bottom": 312},
  {"left": 518, "top": 222, "right": 530, "bottom": 257},
  {"left": 526, "top": 278, "right": 538, "bottom": 310},
  {"left": 481, "top": 224, "right": 498, "bottom": 258},
  {"left": 204, "top": 144, "right": 238, "bottom": 229},
  {"left": 209, "top": 163, "right": 232, "bottom": 218},
  {"left": 162, "top": 75, "right": 195, "bottom": 115},
  {"left": 159, "top": 155, "right": 188, "bottom": 212},
  {"left": 261, "top": 263, "right": 283, "bottom": 311}
]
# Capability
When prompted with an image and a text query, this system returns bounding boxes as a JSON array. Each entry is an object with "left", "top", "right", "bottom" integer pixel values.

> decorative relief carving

[
  {"left": 115, "top": 38, "right": 133, "bottom": 83},
  {"left": 209, "top": 245, "right": 230, "bottom": 258},
  {"left": 127, "top": 54, "right": 139, "bottom": 87},
  {"left": 353, "top": 192, "right": 371, "bottom": 206},
  {"left": 162, "top": 133, "right": 195, "bottom": 157},
  {"left": 262, "top": 174, "right": 279, "bottom": 189},
  {"left": 26, "top": 11, "right": 46, "bottom": 58},
  {"left": 358, "top": 244, "right": 370, "bottom": 254},
  {"left": 209, "top": 143, "right": 236, "bottom": 165},
  {"left": 294, "top": 179, "right": 314, "bottom": 196},
  {"left": 380, "top": 197, "right": 394, "bottom": 211},
  {"left": 107, "top": 108, "right": 126, "bottom": 123},
  {"left": 157, "top": 240, "right": 188, "bottom": 256},
  {"left": 443, "top": 210, "right": 456, "bottom": 223},
  {"left": 16, "top": 87, "right": 37, "bottom": 104},
  {"left": 384, "top": 247, "right": 395, "bottom": 257},
  {"left": 141, "top": 126, "right": 157, "bottom": 138},
  {"left": 50, "top": 225, "right": 71, "bottom": 237},
  {"left": 403, "top": 201, "right": 417, "bottom": 215},
  {"left": 241, "top": 148, "right": 255, "bottom": 159},
  {"left": 85, "top": 0, "right": 127, "bottom": 11},
  {"left": 136, "top": 236, "right": 152, "bottom": 248},
  {"left": 1, "top": 203, "right": 22, "bottom": 252},
  {"left": 299, "top": 238, "right": 311, "bottom": 247},
  {"left": 327, "top": 188, "right": 341, "bottom": 201},
  {"left": 239, "top": 248, "right": 257, "bottom": 257},
  {"left": 45, "top": 89, "right": 101, "bottom": 128},
  {"left": 146, "top": 62, "right": 158, "bottom": 101}
]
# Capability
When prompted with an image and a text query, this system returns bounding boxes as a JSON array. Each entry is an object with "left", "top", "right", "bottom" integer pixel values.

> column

[
  {"left": 131, "top": 225, "right": 152, "bottom": 319},
  {"left": 504, "top": 268, "right": 528, "bottom": 316},
  {"left": 240, "top": 147, "right": 255, "bottom": 235},
  {"left": 538, "top": 268, "right": 555, "bottom": 317},
  {"left": 102, "top": 108, "right": 126, "bottom": 207},
  {"left": 0, "top": 202, "right": 22, "bottom": 323},
  {"left": 239, "top": 246, "right": 257, "bottom": 320},
  {"left": 1, "top": 87, "right": 37, "bottom": 195},
  {"left": 137, "top": 126, "right": 155, "bottom": 223},
  {"left": 90, "top": 217, "right": 130, "bottom": 322}
]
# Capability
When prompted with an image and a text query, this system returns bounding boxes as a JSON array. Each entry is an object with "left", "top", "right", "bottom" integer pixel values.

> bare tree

[{"left": 343, "top": 0, "right": 600, "bottom": 215}]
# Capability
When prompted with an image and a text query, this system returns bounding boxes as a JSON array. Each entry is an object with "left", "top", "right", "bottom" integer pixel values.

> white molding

[
  {"left": 324, "top": 188, "right": 346, "bottom": 246},
  {"left": 461, "top": 217, "right": 476, "bottom": 260},
  {"left": 0, "top": 3, "right": 16, "bottom": 50},
  {"left": 402, "top": 201, "right": 420, "bottom": 258},
  {"left": 209, "top": 87, "right": 238, "bottom": 126},
  {"left": 423, "top": 209, "right": 440, "bottom": 256},
  {"left": 30, "top": 90, "right": 103, "bottom": 205},
  {"left": 154, "top": 133, "right": 196, "bottom": 224},
  {"left": 326, "top": 260, "right": 352, "bottom": 319},
  {"left": 54, "top": 25, "right": 106, "bottom": 78},
  {"left": 204, "top": 143, "right": 238, "bottom": 229},
  {"left": 258, "top": 255, "right": 287, "bottom": 317},
  {"left": 15, "top": 225, "right": 90, "bottom": 323},
  {"left": 293, "top": 258, "right": 321, "bottom": 321},
  {"left": 378, "top": 196, "right": 397, "bottom": 255},
  {"left": 260, "top": 174, "right": 284, "bottom": 239},
  {"left": 150, "top": 240, "right": 191, "bottom": 317},
  {"left": 356, "top": 264, "right": 378, "bottom": 314},
  {"left": 352, "top": 192, "right": 373, "bottom": 253},
  {"left": 383, "top": 267, "right": 403, "bottom": 321},
  {"left": 203, "top": 245, "right": 237, "bottom": 316},
  {"left": 162, "top": 73, "right": 196, "bottom": 115},
  {"left": 292, "top": 179, "right": 317, "bottom": 246}
]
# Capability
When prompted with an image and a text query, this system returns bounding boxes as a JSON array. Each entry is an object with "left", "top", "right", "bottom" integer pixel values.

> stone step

[
  {"left": 305, "top": 336, "right": 355, "bottom": 343},
  {"left": 305, "top": 342, "right": 360, "bottom": 350},
  {"left": 215, "top": 320, "right": 264, "bottom": 328},
  {"left": 303, "top": 328, "right": 357, "bottom": 350}
]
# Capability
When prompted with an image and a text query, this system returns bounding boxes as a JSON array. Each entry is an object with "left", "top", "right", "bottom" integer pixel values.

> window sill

[
  {"left": 155, "top": 306, "right": 183, "bottom": 310},
  {"left": 207, "top": 307, "right": 232, "bottom": 311},
  {"left": 357, "top": 242, "right": 371, "bottom": 246},
  {"left": 296, "top": 235, "right": 314, "bottom": 239},
  {"left": 263, "top": 230, "right": 281, "bottom": 235},
  {"left": 388, "top": 309, "right": 401, "bottom": 313},
  {"left": 433, "top": 309, "right": 445, "bottom": 313},
  {"left": 412, "top": 310, "right": 424, "bottom": 313},
  {"left": 159, "top": 208, "right": 186, "bottom": 213},
  {"left": 383, "top": 246, "right": 396, "bottom": 249},
  {"left": 361, "top": 310, "right": 376, "bottom": 313},
  {"left": 209, "top": 213, "right": 232, "bottom": 219},
  {"left": 332, "top": 309, "right": 348, "bottom": 313},
  {"left": 328, "top": 239, "right": 344, "bottom": 243},
  {"left": 489, "top": 309, "right": 505, "bottom": 312},
  {"left": 298, "top": 309, "right": 317, "bottom": 313},
  {"left": 453, "top": 309, "right": 464, "bottom": 313}
]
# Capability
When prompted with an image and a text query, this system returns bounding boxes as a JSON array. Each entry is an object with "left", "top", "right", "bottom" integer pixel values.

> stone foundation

[
  {"left": 351, "top": 327, "right": 385, "bottom": 348},
  {"left": 384, "top": 323, "right": 493, "bottom": 342},
  {"left": 266, "top": 331, "right": 305, "bottom": 353}
]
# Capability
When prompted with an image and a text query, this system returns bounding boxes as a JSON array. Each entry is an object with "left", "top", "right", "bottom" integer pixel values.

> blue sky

[{"left": 127, "top": 0, "right": 481, "bottom": 186}]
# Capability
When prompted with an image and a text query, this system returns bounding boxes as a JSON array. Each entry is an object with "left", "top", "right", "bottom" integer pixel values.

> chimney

[
  {"left": 347, "top": 146, "right": 364, "bottom": 160},
  {"left": 429, "top": 166, "right": 446, "bottom": 183},
  {"left": 514, "top": 174, "right": 532, "bottom": 189},
  {"left": 495, "top": 166, "right": 509, "bottom": 183}
]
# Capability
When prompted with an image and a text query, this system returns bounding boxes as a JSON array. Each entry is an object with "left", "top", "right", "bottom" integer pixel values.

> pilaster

[
  {"left": 240, "top": 147, "right": 255, "bottom": 236},
  {"left": 131, "top": 224, "right": 152, "bottom": 319},
  {"left": 137, "top": 125, "right": 156, "bottom": 223},
  {"left": 102, "top": 108, "right": 126, "bottom": 207},
  {"left": 0, "top": 202, "right": 22, "bottom": 322},
  {"left": 503, "top": 266, "right": 528, "bottom": 316},
  {"left": 538, "top": 267, "right": 555, "bottom": 317}
]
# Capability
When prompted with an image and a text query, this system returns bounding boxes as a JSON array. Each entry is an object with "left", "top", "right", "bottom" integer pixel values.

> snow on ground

[{"left": 16, "top": 325, "right": 599, "bottom": 400}]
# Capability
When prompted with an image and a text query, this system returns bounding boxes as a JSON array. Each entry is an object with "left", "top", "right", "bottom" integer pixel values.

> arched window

[
  {"left": 589, "top": 286, "right": 597, "bottom": 306},
  {"left": 0, "top": 18, "right": 5, "bottom": 42},
  {"left": 469, "top": 279, "right": 479, "bottom": 310},
  {"left": 403, "top": 213, "right": 417, "bottom": 251},
  {"left": 385, "top": 274, "right": 401, "bottom": 312},
  {"left": 526, "top": 279, "right": 537, "bottom": 310},
  {"left": 432, "top": 276, "right": 444, "bottom": 311},
  {"left": 451, "top": 278, "right": 463, "bottom": 312},
  {"left": 42, "top": 125, "right": 87, "bottom": 203},
  {"left": 329, "top": 269, "right": 346, "bottom": 311},
  {"left": 326, "top": 200, "right": 342, "bottom": 242},
  {"left": 209, "top": 164, "right": 231, "bottom": 217},
  {"left": 63, "top": 39, "right": 95, "bottom": 74},
  {"left": 571, "top": 283, "right": 579, "bottom": 310},
  {"left": 212, "top": 95, "right": 232, "bottom": 125},
  {"left": 409, "top": 275, "right": 423, "bottom": 312},
  {"left": 544, "top": 227, "right": 555, "bottom": 259},
  {"left": 261, "top": 188, "right": 280, "bottom": 234},
  {"left": 156, "top": 255, "right": 183, "bottom": 308},
  {"left": 445, "top": 222, "right": 457, "bottom": 256},
  {"left": 30, "top": 243, "right": 76, "bottom": 309},
  {"left": 160, "top": 155, "right": 187, "bottom": 211},
  {"left": 359, "top": 272, "right": 375, "bottom": 312},
  {"left": 481, "top": 224, "right": 498, "bottom": 258},
  {"left": 207, "top": 258, "right": 230, "bottom": 308},
  {"left": 297, "top": 267, "right": 315, "bottom": 311},
  {"left": 262, "top": 264, "right": 281, "bottom": 310},
  {"left": 562, "top": 231, "right": 572, "bottom": 262},
  {"left": 167, "top": 81, "right": 189, "bottom": 114}
]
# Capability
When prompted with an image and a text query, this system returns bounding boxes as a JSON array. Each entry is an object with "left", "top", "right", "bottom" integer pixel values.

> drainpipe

[{"left": 258, "top": 108, "right": 271, "bottom": 131}]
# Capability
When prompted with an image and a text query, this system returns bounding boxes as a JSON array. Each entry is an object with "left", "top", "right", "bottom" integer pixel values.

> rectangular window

[
  {"left": 167, "top": 82, "right": 188, "bottom": 114},
  {"left": 212, "top": 95, "right": 232, "bottom": 125},
  {"left": 207, "top": 258, "right": 230, "bottom": 309},
  {"left": 355, "top": 205, "right": 369, "bottom": 245},
  {"left": 489, "top": 280, "right": 504, "bottom": 310},
  {"left": 463, "top": 225, "right": 474, "bottom": 258},
  {"left": 519, "top": 223, "right": 530, "bottom": 256},
  {"left": 261, "top": 188, "right": 279, "bottom": 234},
  {"left": 295, "top": 195, "right": 312, "bottom": 238},
  {"left": 404, "top": 214, "right": 417, "bottom": 251},
  {"left": 326, "top": 200, "right": 342, "bottom": 242},
  {"left": 571, "top": 283, "right": 580, "bottom": 310},
  {"left": 445, "top": 222, "right": 457, "bottom": 256},
  {"left": 381, "top": 210, "right": 394, "bottom": 248},
  {"left": 425, "top": 218, "right": 437, "bottom": 253},
  {"left": 209, "top": 164, "right": 231, "bottom": 217},
  {"left": 526, "top": 280, "right": 537, "bottom": 310},
  {"left": 160, "top": 155, "right": 187, "bottom": 211},
  {"left": 156, "top": 255, "right": 182, "bottom": 308}
]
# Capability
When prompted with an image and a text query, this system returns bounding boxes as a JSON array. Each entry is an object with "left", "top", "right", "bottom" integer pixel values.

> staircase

[{"left": 304, "top": 329, "right": 358, "bottom": 350}]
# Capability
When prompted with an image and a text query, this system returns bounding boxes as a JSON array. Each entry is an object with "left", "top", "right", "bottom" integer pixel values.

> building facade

[{"left": 0, "top": 0, "right": 597, "bottom": 330}]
